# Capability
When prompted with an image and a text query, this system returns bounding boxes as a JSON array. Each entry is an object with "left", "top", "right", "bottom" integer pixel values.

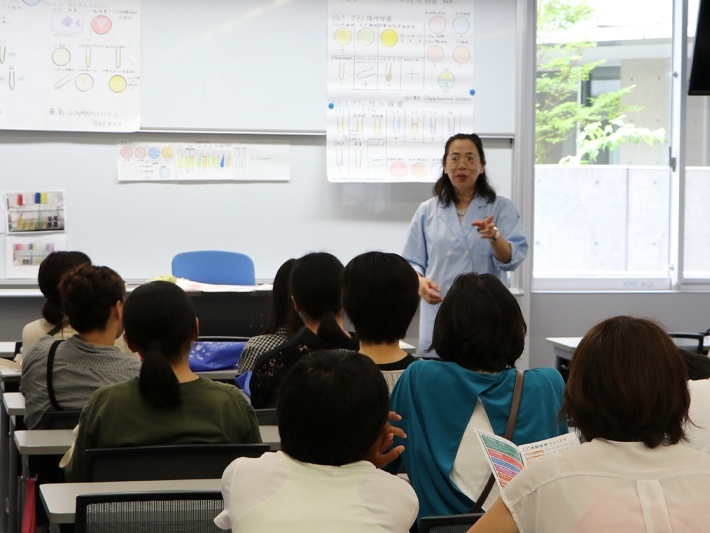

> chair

[
  {"left": 669, "top": 330, "right": 710, "bottom": 354},
  {"left": 84, "top": 443, "right": 270, "bottom": 482},
  {"left": 418, "top": 513, "right": 484, "bottom": 533},
  {"left": 254, "top": 408, "right": 277, "bottom": 425},
  {"left": 172, "top": 251, "right": 256, "bottom": 285},
  {"left": 75, "top": 491, "right": 223, "bottom": 533},
  {"left": 36, "top": 409, "right": 82, "bottom": 429}
]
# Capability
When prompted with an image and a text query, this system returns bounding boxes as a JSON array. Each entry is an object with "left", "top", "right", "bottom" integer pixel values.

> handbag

[
  {"left": 46, "top": 340, "right": 65, "bottom": 411},
  {"left": 188, "top": 340, "right": 246, "bottom": 371},
  {"left": 469, "top": 369, "right": 525, "bottom": 513}
]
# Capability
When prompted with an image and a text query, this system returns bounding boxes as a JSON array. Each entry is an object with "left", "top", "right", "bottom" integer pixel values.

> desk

[
  {"left": 0, "top": 342, "right": 17, "bottom": 359},
  {"left": 546, "top": 337, "right": 581, "bottom": 372},
  {"left": 0, "top": 374, "right": 21, "bottom": 533},
  {"left": 40, "top": 478, "right": 221, "bottom": 524},
  {"left": 195, "top": 367, "right": 240, "bottom": 381}
]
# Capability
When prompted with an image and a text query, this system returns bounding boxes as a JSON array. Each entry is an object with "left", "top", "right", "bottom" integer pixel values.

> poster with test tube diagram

[
  {"left": 326, "top": 0, "right": 475, "bottom": 182},
  {"left": 5, "top": 233, "right": 67, "bottom": 278},
  {"left": 6, "top": 191, "right": 66, "bottom": 234},
  {"left": 117, "top": 141, "right": 290, "bottom": 182},
  {"left": 0, "top": 0, "right": 141, "bottom": 132}
]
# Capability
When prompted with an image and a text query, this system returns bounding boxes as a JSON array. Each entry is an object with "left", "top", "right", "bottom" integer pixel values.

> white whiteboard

[{"left": 140, "top": 0, "right": 516, "bottom": 135}]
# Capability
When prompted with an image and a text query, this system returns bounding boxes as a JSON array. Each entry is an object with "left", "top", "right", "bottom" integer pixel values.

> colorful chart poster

[
  {"left": 0, "top": 0, "right": 141, "bottom": 132},
  {"left": 6, "top": 234, "right": 67, "bottom": 278},
  {"left": 116, "top": 141, "right": 291, "bottom": 182},
  {"left": 327, "top": 0, "right": 475, "bottom": 182},
  {"left": 6, "top": 190, "right": 66, "bottom": 233}
]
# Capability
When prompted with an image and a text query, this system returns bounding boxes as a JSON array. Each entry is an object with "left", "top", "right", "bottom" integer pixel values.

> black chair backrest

[
  {"left": 669, "top": 332, "right": 709, "bottom": 354},
  {"left": 37, "top": 409, "right": 82, "bottom": 429},
  {"left": 418, "top": 513, "right": 484, "bottom": 533},
  {"left": 254, "top": 408, "right": 277, "bottom": 425},
  {"left": 75, "top": 490, "right": 223, "bottom": 533},
  {"left": 84, "top": 443, "right": 270, "bottom": 482}
]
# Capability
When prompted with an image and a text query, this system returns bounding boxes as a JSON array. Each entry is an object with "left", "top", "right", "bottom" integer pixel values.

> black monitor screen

[{"left": 690, "top": 0, "right": 710, "bottom": 95}]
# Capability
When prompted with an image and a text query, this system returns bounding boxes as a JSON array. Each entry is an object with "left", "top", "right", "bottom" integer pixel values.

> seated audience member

[
  {"left": 250, "top": 252, "right": 358, "bottom": 408},
  {"left": 470, "top": 316, "right": 710, "bottom": 532},
  {"left": 22, "top": 251, "right": 132, "bottom": 360},
  {"left": 21, "top": 264, "right": 141, "bottom": 429},
  {"left": 342, "top": 251, "right": 418, "bottom": 391},
  {"left": 237, "top": 258, "right": 302, "bottom": 374},
  {"left": 681, "top": 349, "right": 710, "bottom": 453},
  {"left": 64, "top": 281, "right": 261, "bottom": 482},
  {"left": 216, "top": 350, "right": 418, "bottom": 532},
  {"left": 389, "top": 273, "right": 567, "bottom": 521}
]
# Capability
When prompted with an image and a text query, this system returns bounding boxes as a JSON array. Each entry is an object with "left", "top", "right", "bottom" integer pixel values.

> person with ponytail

[
  {"left": 250, "top": 252, "right": 359, "bottom": 408},
  {"left": 63, "top": 280, "right": 261, "bottom": 482},
  {"left": 21, "top": 264, "right": 142, "bottom": 429}
]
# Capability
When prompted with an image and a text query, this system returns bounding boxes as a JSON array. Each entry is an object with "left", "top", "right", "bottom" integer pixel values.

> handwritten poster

[
  {"left": 0, "top": 0, "right": 141, "bottom": 132},
  {"left": 327, "top": 0, "right": 475, "bottom": 182},
  {"left": 117, "top": 141, "right": 291, "bottom": 182}
]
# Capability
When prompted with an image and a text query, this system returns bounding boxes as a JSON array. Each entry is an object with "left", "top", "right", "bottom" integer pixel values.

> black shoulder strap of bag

[
  {"left": 469, "top": 369, "right": 525, "bottom": 513},
  {"left": 46, "top": 340, "right": 65, "bottom": 411}
]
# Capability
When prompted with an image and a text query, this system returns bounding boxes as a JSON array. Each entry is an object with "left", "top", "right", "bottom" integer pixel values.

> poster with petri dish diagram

[
  {"left": 326, "top": 0, "right": 475, "bottom": 182},
  {"left": 0, "top": 0, "right": 141, "bottom": 132}
]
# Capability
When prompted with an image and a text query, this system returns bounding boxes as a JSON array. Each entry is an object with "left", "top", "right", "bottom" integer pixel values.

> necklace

[{"left": 456, "top": 209, "right": 466, "bottom": 217}]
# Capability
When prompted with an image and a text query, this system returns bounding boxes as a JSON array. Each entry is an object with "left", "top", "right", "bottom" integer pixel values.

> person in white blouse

[{"left": 470, "top": 316, "right": 710, "bottom": 532}]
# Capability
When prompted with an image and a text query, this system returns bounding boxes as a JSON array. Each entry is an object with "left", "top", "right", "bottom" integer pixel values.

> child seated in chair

[{"left": 215, "top": 350, "right": 419, "bottom": 532}]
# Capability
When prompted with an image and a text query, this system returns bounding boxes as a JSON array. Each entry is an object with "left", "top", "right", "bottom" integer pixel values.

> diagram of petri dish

[
  {"left": 161, "top": 146, "right": 175, "bottom": 159},
  {"left": 427, "top": 45, "right": 445, "bottom": 63},
  {"left": 109, "top": 75, "right": 127, "bottom": 92},
  {"left": 357, "top": 27, "right": 375, "bottom": 46},
  {"left": 52, "top": 47, "right": 71, "bottom": 66},
  {"left": 453, "top": 16, "right": 470, "bottom": 34},
  {"left": 390, "top": 161, "right": 408, "bottom": 178},
  {"left": 92, "top": 15, "right": 112, "bottom": 35},
  {"left": 438, "top": 71, "right": 455, "bottom": 90},
  {"left": 411, "top": 162, "right": 429, "bottom": 178},
  {"left": 431, "top": 162, "right": 443, "bottom": 176},
  {"left": 429, "top": 16, "right": 446, "bottom": 34},
  {"left": 75, "top": 73, "right": 94, "bottom": 92},
  {"left": 334, "top": 27, "right": 352, "bottom": 46},
  {"left": 134, "top": 147, "right": 147, "bottom": 159},
  {"left": 453, "top": 46, "right": 471, "bottom": 64},
  {"left": 120, "top": 146, "right": 133, "bottom": 159},
  {"left": 23, "top": 0, "right": 41, "bottom": 5},
  {"left": 381, "top": 29, "right": 398, "bottom": 47},
  {"left": 148, "top": 147, "right": 161, "bottom": 159}
]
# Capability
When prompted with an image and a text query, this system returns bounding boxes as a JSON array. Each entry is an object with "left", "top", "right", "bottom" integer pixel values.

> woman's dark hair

[
  {"left": 433, "top": 133, "right": 496, "bottom": 206},
  {"left": 431, "top": 272, "right": 526, "bottom": 372},
  {"left": 123, "top": 281, "right": 197, "bottom": 409},
  {"left": 290, "top": 252, "right": 349, "bottom": 344},
  {"left": 38, "top": 251, "right": 91, "bottom": 325},
  {"left": 342, "top": 252, "right": 419, "bottom": 344},
  {"left": 277, "top": 350, "right": 389, "bottom": 466},
  {"left": 562, "top": 316, "right": 690, "bottom": 448},
  {"left": 263, "top": 258, "right": 303, "bottom": 336},
  {"left": 58, "top": 264, "right": 124, "bottom": 334}
]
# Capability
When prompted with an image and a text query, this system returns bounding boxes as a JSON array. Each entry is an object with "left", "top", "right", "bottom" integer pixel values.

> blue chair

[{"left": 172, "top": 250, "right": 255, "bottom": 285}]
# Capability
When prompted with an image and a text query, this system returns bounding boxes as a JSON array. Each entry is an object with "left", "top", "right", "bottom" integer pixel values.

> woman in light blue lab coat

[{"left": 402, "top": 133, "right": 528, "bottom": 355}]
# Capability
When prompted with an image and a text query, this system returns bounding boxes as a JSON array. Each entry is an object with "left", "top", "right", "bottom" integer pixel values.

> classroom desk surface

[
  {"left": 0, "top": 365, "right": 21, "bottom": 383},
  {"left": 40, "top": 478, "right": 222, "bottom": 524},
  {"left": 14, "top": 425, "right": 280, "bottom": 456},
  {"left": 2, "top": 391, "right": 24, "bottom": 416},
  {"left": 0, "top": 341, "right": 17, "bottom": 359}
]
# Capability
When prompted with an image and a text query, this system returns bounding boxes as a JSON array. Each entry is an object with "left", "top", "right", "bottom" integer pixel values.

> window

[{"left": 533, "top": 0, "right": 707, "bottom": 290}]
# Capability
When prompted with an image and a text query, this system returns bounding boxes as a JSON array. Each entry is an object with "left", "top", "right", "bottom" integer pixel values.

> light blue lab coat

[{"left": 402, "top": 195, "right": 528, "bottom": 355}]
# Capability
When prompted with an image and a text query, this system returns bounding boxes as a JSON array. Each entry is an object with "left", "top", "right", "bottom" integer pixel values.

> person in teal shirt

[{"left": 389, "top": 273, "right": 566, "bottom": 522}]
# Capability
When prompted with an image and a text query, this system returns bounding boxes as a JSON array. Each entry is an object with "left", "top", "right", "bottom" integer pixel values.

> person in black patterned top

[
  {"left": 236, "top": 259, "right": 302, "bottom": 374},
  {"left": 250, "top": 253, "right": 358, "bottom": 408}
]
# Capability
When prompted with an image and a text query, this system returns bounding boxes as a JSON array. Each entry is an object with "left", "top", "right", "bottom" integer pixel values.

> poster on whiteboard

[{"left": 326, "top": 0, "right": 475, "bottom": 183}]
